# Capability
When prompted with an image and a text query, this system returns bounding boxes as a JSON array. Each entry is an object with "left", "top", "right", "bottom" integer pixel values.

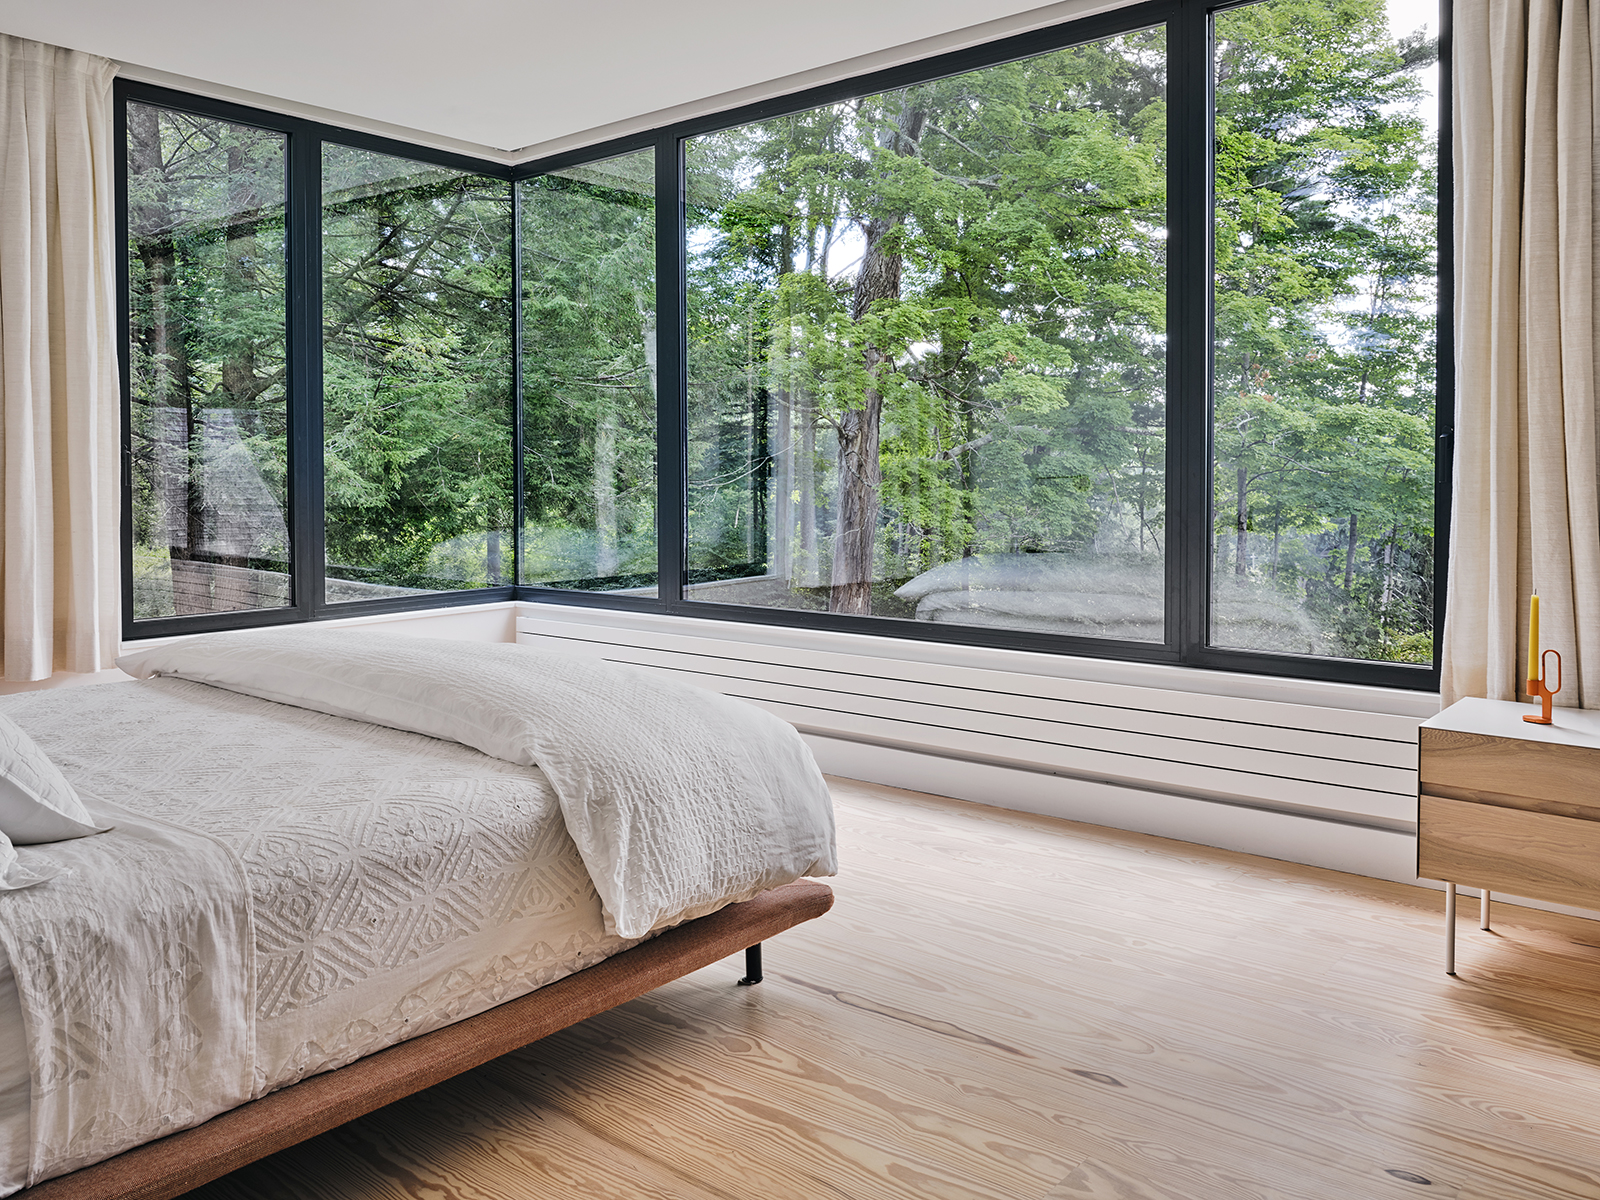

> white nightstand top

[{"left": 1425, "top": 696, "right": 1600, "bottom": 748}]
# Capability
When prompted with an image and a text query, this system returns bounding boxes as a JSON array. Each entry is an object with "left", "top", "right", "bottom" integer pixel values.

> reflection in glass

[
  {"left": 1211, "top": 0, "right": 1437, "bottom": 662},
  {"left": 322, "top": 146, "right": 513, "bottom": 600},
  {"left": 683, "top": 32, "right": 1168, "bottom": 639},
  {"left": 518, "top": 151, "right": 657, "bottom": 592},
  {"left": 127, "top": 103, "right": 290, "bottom": 618}
]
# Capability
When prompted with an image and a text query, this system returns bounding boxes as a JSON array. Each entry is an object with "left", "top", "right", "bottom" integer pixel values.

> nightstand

[{"left": 1418, "top": 697, "right": 1600, "bottom": 972}]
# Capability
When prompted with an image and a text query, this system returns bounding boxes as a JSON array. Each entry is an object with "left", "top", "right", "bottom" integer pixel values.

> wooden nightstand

[{"left": 1418, "top": 697, "right": 1600, "bottom": 973}]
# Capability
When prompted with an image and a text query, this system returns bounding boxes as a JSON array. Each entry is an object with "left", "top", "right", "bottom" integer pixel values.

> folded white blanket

[{"left": 117, "top": 630, "right": 837, "bottom": 939}]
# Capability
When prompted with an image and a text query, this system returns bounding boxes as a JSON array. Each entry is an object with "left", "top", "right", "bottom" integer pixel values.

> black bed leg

[{"left": 737, "top": 943, "right": 763, "bottom": 986}]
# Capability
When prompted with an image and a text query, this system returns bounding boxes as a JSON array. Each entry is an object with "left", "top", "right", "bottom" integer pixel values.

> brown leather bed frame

[{"left": 21, "top": 880, "right": 834, "bottom": 1200}]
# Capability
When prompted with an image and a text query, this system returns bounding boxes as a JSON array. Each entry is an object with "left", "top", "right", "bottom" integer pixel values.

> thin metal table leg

[
  {"left": 1480, "top": 889, "right": 1491, "bottom": 931},
  {"left": 1445, "top": 882, "right": 1456, "bottom": 975}
]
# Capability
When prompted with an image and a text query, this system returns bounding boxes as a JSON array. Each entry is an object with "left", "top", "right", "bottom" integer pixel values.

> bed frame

[{"left": 21, "top": 880, "right": 833, "bottom": 1200}]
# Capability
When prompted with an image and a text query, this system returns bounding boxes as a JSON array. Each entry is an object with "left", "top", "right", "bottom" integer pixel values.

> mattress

[{"left": 0, "top": 678, "right": 641, "bottom": 1195}]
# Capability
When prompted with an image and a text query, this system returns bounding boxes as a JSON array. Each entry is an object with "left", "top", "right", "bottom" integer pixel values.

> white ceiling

[{"left": 0, "top": 0, "right": 1106, "bottom": 157}]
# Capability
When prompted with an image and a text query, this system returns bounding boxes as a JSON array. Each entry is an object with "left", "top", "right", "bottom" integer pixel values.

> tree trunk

[
  {"left": 772, "top": 386, "right": 794, "bottom": 581},
  {"left": 593, "top": 407, "right": 618, "bottom": 577},
  {"left": 127, "top": 106, "right": 204, "bottom": 578},
  {"left": 1234, "top": 465, "right": 1248, "bottom": 576},
  {"left": 216, "top": 140, "right": 267, "bottom": 569},
  {"left": 1378, "top": 523, "right": 1397, "bottom": 619},
  {"left": 798, "top": 388, "right": 818, "bottom": 586},
  {"left": 639, "top": 302, "right": 657, "bottom": 399},
  {"left": 1271, "top": 500, "right": 1282, "bottom": 579},
  {"left": 486, "top": 529, "right": 502, "bottom": 586},
  {"left": 828, "top": 237, "right": 898, "bottom": 613},
  {"left": 1343, "top": 512, "right": 1359, "bottom": 591},
  {"left": 830, "top": 356, "right": 885, "bottom": 613},
  {"left": 829, "top": 100, "right": 924, "bottom": 614}
]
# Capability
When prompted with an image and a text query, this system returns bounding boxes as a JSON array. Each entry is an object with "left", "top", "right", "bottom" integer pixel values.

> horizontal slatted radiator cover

[{"left": 516, "top": 609, "right": 1428, "bottom": 831}]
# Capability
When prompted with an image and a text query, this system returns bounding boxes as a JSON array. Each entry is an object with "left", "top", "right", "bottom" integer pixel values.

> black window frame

[{"left": 117, "top": 0, "right": 1452, "bottom": 692}]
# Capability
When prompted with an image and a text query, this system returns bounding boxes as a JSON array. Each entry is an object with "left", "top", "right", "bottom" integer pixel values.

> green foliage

[
  {"left": 687, "top": 30, "right": 1170, "bottom": 585},
  {"left": 518, "top": 157, "right": 658, "bottom": 584},
  {"left": 1212, "top": 0, "right": 1437, "bottom": 659},
  {"left": 321, "top": 148, "right": 514, "bottom": 589},
  {"left": 127, "top": 0, "right": 1438, "bottom": 661},
  {"left": 126, "top": 105, "right": 293, "bottom": 618},
  {"left": 680, "top": 0, "right": 1435, "bottom": 662}
]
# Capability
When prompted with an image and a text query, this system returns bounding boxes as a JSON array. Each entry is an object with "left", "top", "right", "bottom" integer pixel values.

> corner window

[{"left": 119, "top": 0, "right": 1445, "bottom": 689}]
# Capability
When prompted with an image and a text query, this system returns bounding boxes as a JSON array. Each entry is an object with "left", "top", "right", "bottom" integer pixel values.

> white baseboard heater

[{"left": 516, "top": 606, "right": 1427, "bottom": 834}]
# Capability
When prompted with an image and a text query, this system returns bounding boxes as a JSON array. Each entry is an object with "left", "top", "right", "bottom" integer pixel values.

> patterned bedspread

[{"left": 0, "top": 678, "right": 639, "bottom": 1194}]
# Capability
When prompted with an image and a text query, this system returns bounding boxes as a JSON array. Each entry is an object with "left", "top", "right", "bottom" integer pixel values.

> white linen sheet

[
  {"left": 117, "top": 630, "right": 839, "bottom": 939},
  {"left": 0, "top": 679, "right": 653, "bottom": 1195}
]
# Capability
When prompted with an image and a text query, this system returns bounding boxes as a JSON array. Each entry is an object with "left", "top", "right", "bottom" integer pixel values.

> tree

[{"left": 321, "top": 148, "right": 514, "bottom": 590}]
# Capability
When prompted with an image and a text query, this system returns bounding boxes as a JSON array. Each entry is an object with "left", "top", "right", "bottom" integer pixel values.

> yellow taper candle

[{"left": 1529, "top": 593, "right": 1541, "bottom": 682}]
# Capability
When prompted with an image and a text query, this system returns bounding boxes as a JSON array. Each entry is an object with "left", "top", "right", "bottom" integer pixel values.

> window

[
  {"left": 518, "top": 150, "right": 657, "bottom": 592},
  {"left": 126, "top": 103, "right": 289, "bottom": 618},
  {"left": 321, "top": 148, "right": 514, "bottom": 599},
  {"left": 684, "top": 32, "right": 1168, "bottom": 636},
  {"left": 1211, "top": 0, "right": 1439, "bottom": 665},
  {"left": 118, "top": 0, "right": 1446, "bottom": 690}
]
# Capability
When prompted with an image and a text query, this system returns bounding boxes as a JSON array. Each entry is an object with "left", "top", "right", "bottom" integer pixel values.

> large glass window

[
  {"left": 321, "top": 147, "right": 513, "bottom": 600},
  {"left": 519, "top": 150, "right": 657, "bottom": 593},
  {"left": 684, "top": 32, "right": 1169, "bottom": 639},
  {"left": 1210, "top": 0, "right": 1438, "bottom": 663},
  {"left": 120, "top": 0, "right": 1445, "bottom": 689},
  {"left": 127, "top": 104, "right": 289, "bottom": 618}
]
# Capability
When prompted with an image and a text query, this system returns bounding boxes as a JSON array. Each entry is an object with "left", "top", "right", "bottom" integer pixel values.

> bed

[{"left": 0, "top": 630, "right": 837, "bottom": 1198}]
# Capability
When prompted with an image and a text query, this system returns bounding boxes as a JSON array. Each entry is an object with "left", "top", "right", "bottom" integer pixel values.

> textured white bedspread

[
  {"left": 0, "top": 679, "right": 647, "bottom": 1195},
  {"left": 119, "top": 630, "right": 839, "bottom": 939},
  {"left": 0, "top": 794, "right": 253, "bottom": 1193}
]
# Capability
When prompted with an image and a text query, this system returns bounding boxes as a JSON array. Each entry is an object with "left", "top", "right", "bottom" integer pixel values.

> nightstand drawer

[
  {"left": 1419, "top": 728, "right": 1600, "bottom": 819},
  {"left": 1419, "top": 795, "right": 1600, "bottom": 910}
]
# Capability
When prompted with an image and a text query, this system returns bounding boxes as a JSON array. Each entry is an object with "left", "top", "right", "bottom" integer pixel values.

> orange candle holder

[{"left": 1525, "top": 648, "right": 1563, "bottom": 724}]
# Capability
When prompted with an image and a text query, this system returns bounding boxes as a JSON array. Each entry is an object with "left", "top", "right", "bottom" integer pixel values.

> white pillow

[
  {"left": 0, "top": 710, "right": 108, "bottom": 844},
  {"left": 0, "top": 827, "right": 59, "bottom": 891}
]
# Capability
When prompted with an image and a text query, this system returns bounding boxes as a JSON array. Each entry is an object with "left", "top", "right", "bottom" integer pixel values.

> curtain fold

[
  {"left": 1443, "top": 0, "right": 1600, "bottom": 707},
  {"left": 0, "top": 35, "right": 119, "bottom": 682}
]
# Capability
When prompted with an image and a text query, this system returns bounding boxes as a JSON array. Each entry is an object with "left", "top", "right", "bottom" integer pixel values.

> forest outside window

[
  {"left": 518, "top": 150, "right": 657, "bottom": 593},
  {"left": 119, "top": 0, "right": 1446, "bottom": 689},
  {"left": 127, "top": 104, "right": 290, "bottom": 619},
  {"left": 1210, "top": 0, "right": 1439, "bottom": 665},
  {"left": 321, "top": 148, "right": 513, "bottom": 599},
  {"left": 683, "top": 31, "right": 1168, "bottom": 637}
]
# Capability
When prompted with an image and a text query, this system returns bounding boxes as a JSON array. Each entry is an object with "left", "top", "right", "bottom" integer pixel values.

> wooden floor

[{"left": 183, "top": 779, "right": 1600, "bottom": 1200}]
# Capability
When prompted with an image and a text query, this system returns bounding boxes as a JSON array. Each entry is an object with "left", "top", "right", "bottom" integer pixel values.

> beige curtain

[
  {"left": 0, "top": 36, "right": 119, "bottom": 682},
  {"left": 1443, "top": 0, "right": 1600, "bottom": 707}
]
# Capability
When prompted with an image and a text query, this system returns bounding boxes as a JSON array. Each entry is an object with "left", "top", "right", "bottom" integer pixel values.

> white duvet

[
  {"left": 0, "top": 632, "right": 836, "bottom": 1193},
  {"left": 117, "top": 631, "right": 838, "bottom": 938}
]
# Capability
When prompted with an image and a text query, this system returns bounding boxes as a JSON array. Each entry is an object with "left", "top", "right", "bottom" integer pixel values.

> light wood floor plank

[{"left": 181, "top": 778, "right": 1600, "bottom": 1200}]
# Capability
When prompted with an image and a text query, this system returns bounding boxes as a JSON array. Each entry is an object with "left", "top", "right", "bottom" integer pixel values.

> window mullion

[
  {"left": 1166, "top": 0, "right": 1214, "bottom": 664},
  {"left": 656, "top": 133, "right": 686, "bottom": 606},
  {"left": 512, "top": 178, "right": 526, "bottom": 590},
  {"left": 288, "top": 131, "right": 325, "bottom": 618}
]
